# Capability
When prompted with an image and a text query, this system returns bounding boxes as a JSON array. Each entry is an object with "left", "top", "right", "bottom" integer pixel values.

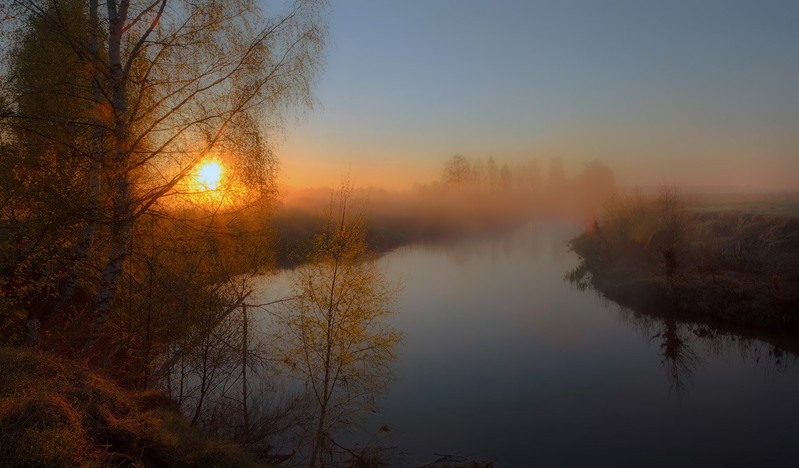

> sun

[{"left": 196, "top": 160, "right": 223, "bottom": 190}]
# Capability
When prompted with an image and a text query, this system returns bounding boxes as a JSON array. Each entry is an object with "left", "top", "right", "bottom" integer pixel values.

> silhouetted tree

[
  {"left": 472, "top": 157, "right": 486, "bottom": 191},
  {"left": 655, "top": 185, "right": 686, "bottom": 289},
  {"left": 442, "top": 154, "right": 473, "bottom": 190},
  {"left": 486, "top": 155, "right": 498, "bottom": 192}
]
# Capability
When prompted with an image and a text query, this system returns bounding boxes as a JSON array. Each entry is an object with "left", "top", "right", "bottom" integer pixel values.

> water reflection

[
  {"left": 399, "top": 222, "right": 575, "bottom": 269},
  {"left": 253, "top": 222, "right": 799, "bottom": 467},
  {"left": 567, "top": 260, "right": 799, "bottom": 396}
]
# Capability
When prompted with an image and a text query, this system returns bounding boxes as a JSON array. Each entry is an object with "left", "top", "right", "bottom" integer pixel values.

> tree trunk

[
  {"left": 309, "top": 400, "right": 327, "bottom": 468},
  {"left": 94, "top": 183, "right": 131, "bottom": 321},
  {"left": 94, "top": 0, "right": 132, "bottom": 323}
]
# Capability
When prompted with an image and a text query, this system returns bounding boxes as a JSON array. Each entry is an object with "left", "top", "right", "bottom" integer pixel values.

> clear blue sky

[{"left": 280, "top": 0, "right": 799, "bottom": 190}]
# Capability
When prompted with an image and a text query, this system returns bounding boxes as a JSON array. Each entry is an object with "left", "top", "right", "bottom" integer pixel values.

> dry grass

[{"left": 0, "top": 347, "right": 261, "bottom": 467}]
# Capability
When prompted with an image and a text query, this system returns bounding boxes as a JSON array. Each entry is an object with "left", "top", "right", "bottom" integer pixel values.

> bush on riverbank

[{"left": 569, "top": 189, "right": 799, "bottom": 330}]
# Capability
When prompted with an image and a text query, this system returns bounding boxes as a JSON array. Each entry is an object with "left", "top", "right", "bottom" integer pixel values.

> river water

[{"left": 255, "top": 221, "right": 799, "bottom": 467}]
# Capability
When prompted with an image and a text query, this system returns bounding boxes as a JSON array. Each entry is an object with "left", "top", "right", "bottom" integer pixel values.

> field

[{"left": 684, "top": 192, "right": 799, "bottom": 217}]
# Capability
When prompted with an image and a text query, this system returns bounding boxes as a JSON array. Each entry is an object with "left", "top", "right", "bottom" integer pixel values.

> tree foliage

[
  {"left": 0, "top": 0, "right": 326, "bottom": 356},
  {"left": 278, "top": 186, "right": 401, "bottom": 467}
]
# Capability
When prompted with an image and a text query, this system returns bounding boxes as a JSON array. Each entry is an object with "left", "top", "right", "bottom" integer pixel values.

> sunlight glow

[
  {"left": 177, "top": 154, "right": 250, "bottom": 209},
  {"left": 196, "top": 160, "right": 223, "bottom": 190}
]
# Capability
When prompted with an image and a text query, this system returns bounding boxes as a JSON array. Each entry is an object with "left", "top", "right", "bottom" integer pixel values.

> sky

[{"left": 278, "top": 0, "right": 799, "bottom": 191}]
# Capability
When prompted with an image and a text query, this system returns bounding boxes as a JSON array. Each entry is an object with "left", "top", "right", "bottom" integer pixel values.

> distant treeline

[{"left": 271, "top": 155, "right": 617, "bottom": 267}]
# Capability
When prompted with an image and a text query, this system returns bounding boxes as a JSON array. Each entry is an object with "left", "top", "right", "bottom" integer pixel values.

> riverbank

[
  {"left": 568, "top": 194, "right": 799, "bottom": 332},
  {"left": 0, "top": 348, "right": 262, "bottom": 467}
]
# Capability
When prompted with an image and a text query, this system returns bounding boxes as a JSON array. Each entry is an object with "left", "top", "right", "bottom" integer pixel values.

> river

[{"left": 255, "top": 221, "right": 799, "bottom": 467}]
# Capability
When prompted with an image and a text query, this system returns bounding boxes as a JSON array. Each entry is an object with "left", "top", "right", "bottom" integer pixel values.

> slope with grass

[{"left": 0, "top": 347, "right": 262, "bottom": 467}]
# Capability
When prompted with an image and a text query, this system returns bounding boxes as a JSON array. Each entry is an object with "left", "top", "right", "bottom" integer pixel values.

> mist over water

[{"left": 256, "top": 221, "right": 799, "bottom": 466}]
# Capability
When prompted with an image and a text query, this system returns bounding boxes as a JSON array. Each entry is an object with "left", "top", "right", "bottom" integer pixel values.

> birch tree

[
  {"left": 279, "top": 187, "right": 401, "bottom": 467},
  {"left": 3, "top": 0, "right": 325, "bottom": 337}
]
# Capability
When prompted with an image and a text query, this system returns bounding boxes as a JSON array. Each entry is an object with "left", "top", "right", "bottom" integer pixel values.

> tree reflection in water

[{"left": 566, "top": 261, "right": 798, "bottom": 394}]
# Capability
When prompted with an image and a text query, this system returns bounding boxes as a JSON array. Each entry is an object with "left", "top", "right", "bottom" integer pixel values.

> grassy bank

[
  {"left": 568, "top": 191, "right": 799, "bottom": 332},
  {"left": 0, "top": 347, "right": 261, "bottom": 467}
]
